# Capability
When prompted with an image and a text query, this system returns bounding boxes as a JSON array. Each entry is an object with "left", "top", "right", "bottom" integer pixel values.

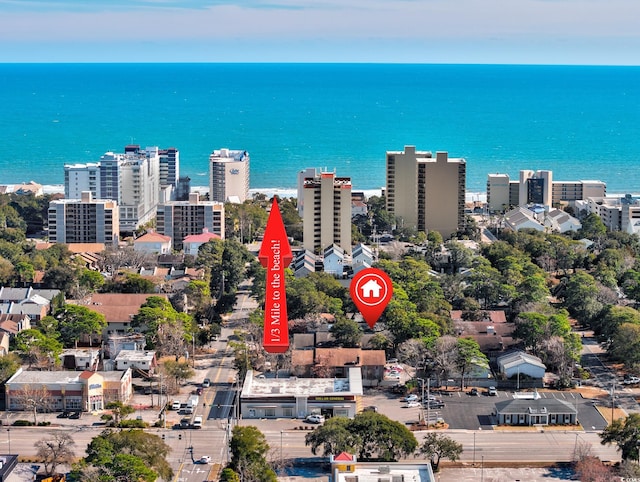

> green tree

[
  {"left": 305, "top": 416, "right": 357, "bottom": 456},
  {"left": 163, "top": 360, "right": 195, "bottom": 389},
  {"left": 14, "top": 329, "right": 63, "bottom": 368},
  {"left": 56, "top": 304, "right": 106, "bottom": 348},
  {"left": 102, "top": 401, "right": 136, "bottom": 426},
  {"left": 78, "top": 269, "right": 105, "bottom": 293},
  {"left": 330, "top": 318, "right": 362, "bottom": 348},
  {"left": 305, "top": 413, "right": 417, "bottom": 462},
  {"left": 562, "top": 271, "right": 603, "bottom": 327},
  {"left": 418, "top": 432, "right": 463, "bottom": 472},
  {"left": 600, "top": 413, "right": 640, "bottom": 461},
  {"left": 0, "top": 352, "right": 21, "bottom": 382},
  {"left": 74, "top": 428, "right": 172, "bottom": 481},
  {"left": 454, "top": 338, "right": 488, "bottom": 390},
  {"left": 121, "top": 273, "right": 156, "bottom": 293},
  {"left": 609, "top": 323, "right": 640, "bottom": 370},
  {"left": 230, "top": 425, "right": 277, "bottom": 482}
]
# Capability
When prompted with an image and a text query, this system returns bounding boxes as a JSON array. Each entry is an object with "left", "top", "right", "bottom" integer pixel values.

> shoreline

[{"left": 25, "top": 184, "right": 640, "bottom": 204}]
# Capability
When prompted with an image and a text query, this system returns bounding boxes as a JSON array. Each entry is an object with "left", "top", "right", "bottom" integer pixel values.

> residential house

[
  {"left": 544, "top": 209, "right": 582, "bottom": 233},
  {"left": 183, "top": 228, "right": 221, "bottom": 257},
  {"left": 503, "top": 207, "right": 545, "bottom": 232},
  {"left": 74, "top": 293, "right": 170, "bottom": 338},
  {"left": 351, "top": 243, "right": 374, "bottom": 275},
  {"left": 114, "top": 350, "right": 157, "bottom": 374},
  {"left": 292, "top": 347, "right": 386, "bottom": 387},
  {"left": 323, "top": 244, "right": 345, "bottom": 277},
  {"left": 133, "top": 230, "right": 172, "bottom": 255},
  {"left": 0, "top": 313, "right": 32, "bottom": 338},
  {"left": 0, "top": 332, "right": 9, "bottom": 356},
  {"left": 293, "top": 249, "right": 316, "bottom": 278},
  {"left": 60, "top": 348, "right": 100, "bottom": 371}
]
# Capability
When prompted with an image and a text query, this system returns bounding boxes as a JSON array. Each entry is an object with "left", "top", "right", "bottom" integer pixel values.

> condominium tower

[
  {"left": 156, "top": 193, "right": 225, "bottom": 251},
  {"left": 386, "top": 146, "right": 466, "bottom": 239},
  {"left": 487, "top": 170, "right": 607, "bottom": 212},
  {"left": 64, "top": 145, "right": 164, "bottom": 232},
  {"left": 301, "top": 170, "right": 352, "bottom": 255},
  {"left": 209, "top": 148, "right": 250, "bottom": 203},
  {"left": 48, "top": 191, "right": 119, "bottom": 244}
]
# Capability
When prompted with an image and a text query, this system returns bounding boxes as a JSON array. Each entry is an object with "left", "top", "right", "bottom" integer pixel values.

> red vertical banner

[{"left": 258, "top": 198, "right": 293, "bottom": 353}]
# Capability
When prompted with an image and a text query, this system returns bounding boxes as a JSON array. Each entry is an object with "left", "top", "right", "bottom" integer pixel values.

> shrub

[
  {"left": 119, "top": 419, "right": 148, "bottom": 428},
  {"left": 13, "top": 420, "right": 33, "bottom": 426}
]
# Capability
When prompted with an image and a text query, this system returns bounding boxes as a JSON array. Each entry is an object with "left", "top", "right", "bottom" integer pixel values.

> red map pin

[{"left": 350, "top": 268, "right": 393, "bottom": 329}]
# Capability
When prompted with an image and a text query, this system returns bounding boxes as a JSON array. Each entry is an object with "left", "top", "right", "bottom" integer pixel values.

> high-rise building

[
  {"left": 156, "top": 193, "right": 224, "bottom": 251},
  {"left": 64, "top": 145, "right": 161, "bottom": 232},
  {"left": 158, "top": 147, "right": 180, "bottom": 191},
  {"left": 486, "top": 170, "right": 606, "bottom": 212},
  {"left": 48, "top": 191, "right": 119, "bottom": 245},
  {"left": 209, "top": 148, "right": 250, "bottom": 203},
  {"left": 386, "top": 146, "right": 466, "bottom": 239},
  {"left": 302, "top": 170, "right": 352, "bottom": 255}
]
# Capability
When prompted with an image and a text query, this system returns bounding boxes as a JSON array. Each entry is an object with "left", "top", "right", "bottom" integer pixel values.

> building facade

[
  {"left": 302, "top": 170, "right": 352, "bottom": 255},
  {"left": 487, "top": 170, "right": 606, "bottom": 212},
  {"left": 48, "top": 191, "right": 119, "bottom": 244},
  {"left": 386, "top": 147, "right": 466, "bottom": 239},
  {"left": 240, "top": 367, "right": 364, "bottom": 420},
  {"left": 209, "top": 148, "right": 250, "bottom": 203},
  {"left": 64, "top": 145, "right": 162, "bottom": 232},
  {"left": 5, "top": 368, "right": 133, "bottom": 412},
  {"left": 156, "top": 192, "right": 224, "bottom": 251}
]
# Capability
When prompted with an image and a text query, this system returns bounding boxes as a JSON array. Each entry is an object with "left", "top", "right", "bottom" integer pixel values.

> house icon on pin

[{"left": 361, "top": 279, "right": 383, "bottom": 298}]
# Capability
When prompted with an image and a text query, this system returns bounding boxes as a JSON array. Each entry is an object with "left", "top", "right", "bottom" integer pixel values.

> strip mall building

[{"left": 240, "top": 367, "right": 363, "bottom": 419}]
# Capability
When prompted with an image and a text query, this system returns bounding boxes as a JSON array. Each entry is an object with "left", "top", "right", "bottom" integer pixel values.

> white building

[
  {"left": 323, "top": 244, "right": 345, "bottom": 277},
  {"left": 577, "top": 194, "right": 640, "bottom": 233},
  {"left": 503, "top": 207, "right": 544, "bottom": 232},
  {"left": 240, "top": 367, "right": 363, "bottom": 419},
  {"left": 497, "top": 351, "right": 546, "bottom": 379},
  {"left": 133, "top": 230, "right": 172, "bottom": 254},
  {"left": 351, "top": 243, "right": 374, "bottom": 275},
  {"left": 544, "top": 209, "right": 582, "bottom": 233},
  {"left": 209, "top": 148, "right": 250, "bottom": 203},
  {"left": 64, "top": 145, "right": 162, "bottom": 232}
]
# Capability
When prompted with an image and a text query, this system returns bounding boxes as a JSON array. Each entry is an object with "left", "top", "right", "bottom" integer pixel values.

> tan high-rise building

[
  {"left": 302, "top": 170, "right": 352, "bottom": 255},
  {"left": 386, "top": 146, "right": 466, "bottom": 238}
]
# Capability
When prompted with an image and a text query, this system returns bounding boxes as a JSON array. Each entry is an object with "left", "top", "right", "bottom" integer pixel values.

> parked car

[
  {"left": 69, "top": 411, "right": 81, "bottom": 419},
  {"left": 469, "top": 388, "right": 479, "bottom": 396},
  {"left": 624, "top": 377, "right": 640, "bottom": 385},
  {"left": 305, "top": 414, "right": 325, "bottom": 424},
  {"left": 171, "top": 400, "right": 181, "bottom": 410},
  {"left": 362, "top": 406, "right": 378, "bottom": 413},
  {"left": 488, "top": 386, "right": 498, "bottom": 396},
  {"left": 57, "top": 410, "right": 71, "bottom": 419},
  {"left": 403, "top": 394, "right": 419, "bottom": 402},
  {"left": 425, "top": 400, "right": 445, "bottom": 409},
  {"left": 406, "top": 401, "right": 421, "bottom": 408}
]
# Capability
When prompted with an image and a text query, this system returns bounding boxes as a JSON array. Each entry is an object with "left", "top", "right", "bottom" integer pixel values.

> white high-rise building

[
  {"left": 209, "top": 148, "right": 250, "bottom": 203},
  {"left": 64, "top": 145, "right": 162, "bottom": 232}
]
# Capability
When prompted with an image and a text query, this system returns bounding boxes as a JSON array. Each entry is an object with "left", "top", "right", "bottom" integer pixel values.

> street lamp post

[
  {"left": 6, "top": 428, "right": 10, "bottom": 455},
  {"left": 473, "top": 431, "right": 476, "bottom": 465},
  {"left": 481, "top": 455, "right": 484, "bottom": 482},
  {"left": 280, "top": 430, "right": 284, "bottom": 468}
]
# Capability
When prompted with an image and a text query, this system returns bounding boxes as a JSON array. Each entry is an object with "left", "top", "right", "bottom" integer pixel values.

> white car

[
  {"left": 199, "top": 455, "right": 211, "bottom": 464},
  {"left": 403, "top": 394, "right": 419, "bottom": 402},
  {"left": 406, "top": 401, "right": 421, "bottom": 408},
  {"left": 305, "top": 414, "right": 325, "bottom": 424}
]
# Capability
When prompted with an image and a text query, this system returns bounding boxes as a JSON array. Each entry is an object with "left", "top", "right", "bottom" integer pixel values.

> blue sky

[{"left": 1, "top": 0, "right": 639, "bottom": 64}]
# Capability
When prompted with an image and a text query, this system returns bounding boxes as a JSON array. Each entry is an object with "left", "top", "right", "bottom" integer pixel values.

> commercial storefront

[
  {"left": 5, "top": 367, "right": 132, "bottom": 413},
  {"left": 240, "top": 367, "right": 363, "bottom": 420}
]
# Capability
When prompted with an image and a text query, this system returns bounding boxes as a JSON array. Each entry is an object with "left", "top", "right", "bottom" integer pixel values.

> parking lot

[{"left": 363, "top": 386, "right": 610, "bottom": 431}]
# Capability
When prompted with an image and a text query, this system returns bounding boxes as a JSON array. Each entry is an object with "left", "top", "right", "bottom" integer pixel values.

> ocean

[{"left": 1, "top": 63, "right": 639, "bottom": 195}]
